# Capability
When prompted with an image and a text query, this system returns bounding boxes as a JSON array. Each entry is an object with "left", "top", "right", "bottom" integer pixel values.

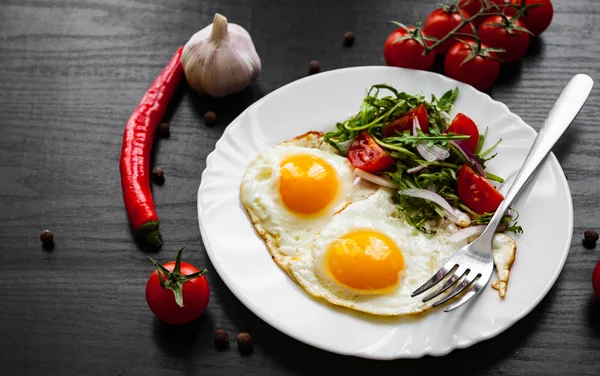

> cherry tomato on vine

[
  {"left": 458, "top": 0, "right": 507, "bottom": 26},
  {"left": 348, "top": 131, "right": 394, "bottom": 173},
  {"left": 383, "top": 104, "right": 429, "bottom": 137},
  {"left": 447, "top": 113, "right": 479, "bottom": 152},
  {"left": 478, "top": 15, "right": 530, "bottom": 64},
  {"left": 444, "top": 40, "right": 500, "bottom": 91},
  {"left": 384, "top": 26, "right": 436, "bottom": 71},
  {"left": 457, "top": 165, "right": 504, "bottom": 214},
  {"left": 146, "top": 249, "right": 210, "bottom": 325},
  {"left": 593, "top": 260, "right": 600, "bottom": 300},
  {"left": 423, "top": 6, "right": 474, "bottom": 54},
  {"left": 505, "top": 0, "right": 554, "bottom": 36}
]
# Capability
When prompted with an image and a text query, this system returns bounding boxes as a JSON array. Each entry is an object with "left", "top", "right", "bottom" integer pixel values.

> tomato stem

[
  {"left": 147, "top": 248, "right": 208, "bottom": 308},
  {"left": 420, "top": 0, "right": 539, "bottom": 55}
]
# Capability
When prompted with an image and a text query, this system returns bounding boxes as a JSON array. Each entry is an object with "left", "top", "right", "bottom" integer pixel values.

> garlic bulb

[{"left": 181, "top": 13, "right": 261, "bottom": 98}]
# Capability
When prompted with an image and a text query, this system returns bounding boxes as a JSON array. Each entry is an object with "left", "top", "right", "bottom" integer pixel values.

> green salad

[{"left": 324, "top": 84, "right": 521, "bottom": 235}]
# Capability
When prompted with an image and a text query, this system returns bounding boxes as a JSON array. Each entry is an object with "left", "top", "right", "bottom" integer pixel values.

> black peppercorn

[
  {"left": 583, "top": 229, "right": 599, "bottom": 248},
  {"left": 158, "top": 123, "right": 170, "bottom": 138},
  {"left": 214, "top": 329, "right": 229, "bottom": 350},
  {"left": 151, "top": 167, "right": 165, "bottom": 185},
  {"left": 236, "top": 332, "right": 253, "bottom": 353},
  {"left": 40, "top": 229, "right": 54, "bottom": 247},
  {"left": 343, "top": 31, "right": 355, "bottom": 47},
  {"left": 308, "top": 60, "right": 321, "bottom": 75},
  {"left": 204, "top": 111, "right": 217, "bottom": 125}
]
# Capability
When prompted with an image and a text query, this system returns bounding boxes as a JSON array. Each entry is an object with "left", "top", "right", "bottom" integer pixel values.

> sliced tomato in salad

[
  {"left": 457, "top": 165, "right": 503, "bottom": 214},
  {"left": 383, "top": 104, "right": 429, "bottom": 137},
  {"left": 447, "top": 113, "right": 479, "bottom": 152},
  {"left": 348, "top": 131, "right": 394, "bottom": 173}
]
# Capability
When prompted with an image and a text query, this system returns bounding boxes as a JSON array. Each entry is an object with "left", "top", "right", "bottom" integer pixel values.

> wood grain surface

[{"left": 1, "top": 0, "right": 599, "bottom": 375}]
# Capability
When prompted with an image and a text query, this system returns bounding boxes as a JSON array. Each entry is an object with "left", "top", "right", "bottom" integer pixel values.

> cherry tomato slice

[
  {"left": 447, "top": 113, "right": 479, "bottom": 152},
  {"left": 348, "top": 131, "right": 394, "bottom": 173},
  {"left": 383, "top": 105, "right": 429, "bottom": 137},
  {"left": 457, "top": 165, "right": 504, "bottom": 214}
]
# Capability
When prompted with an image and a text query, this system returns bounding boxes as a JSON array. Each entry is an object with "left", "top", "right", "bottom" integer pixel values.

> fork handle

[{"left": 478, "top": 74, "right": 594, "bottom": 244}]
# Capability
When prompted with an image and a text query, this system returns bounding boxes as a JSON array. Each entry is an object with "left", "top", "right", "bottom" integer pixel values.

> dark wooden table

[{"left": 1, "top": 0, "right": 599, "bottom": 374}]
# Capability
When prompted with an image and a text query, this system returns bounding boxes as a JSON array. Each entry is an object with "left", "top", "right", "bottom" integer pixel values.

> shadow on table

[
  {"left": 151, "top": 311, "right": 215, "bottom": 358},
  {"left": 210, "top": 254, "right": 556, "bottom": 376},
  {"left": 586, "top": 295, "right": 600, "bottom": 337},
  {"left": 187, "top": 84, "right": 265, "bottom": 127}
]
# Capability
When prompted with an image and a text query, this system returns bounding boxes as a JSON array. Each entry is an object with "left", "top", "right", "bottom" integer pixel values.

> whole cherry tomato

[
  {"left": 505, "top": 0, "right": 554, "bottom": 36},
  {"left": 384, "top": 26, "right": 436, "bottom": 71},
  {"left": 459, "top": 0, "right": 508, "bottom": 26},
  {"left": 479, "top": 15, "right": 530, "bottom": 64},
  {"left": 444, "top": 40, "right": 500, "bottom": 91},
  {"left": 146, "top": 249, "right": 210, "bottom": 325},
  {"left": 593, "top": 260, "right": 600, "bottom": 300},
  {"left": 424, "top": 6, "right": 474, "bottom": 54}
]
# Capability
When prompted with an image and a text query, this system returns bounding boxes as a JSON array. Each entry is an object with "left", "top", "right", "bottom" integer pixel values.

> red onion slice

[
  {"left": 416, "top": 143, "right": 437, "bottom": 161},
  {"left": 450, "top": 140, "right": 487, "bottom": 177},
  {"left": 407, "top": 165, "right": 427, "bottom": 174},
  {"left": 440, "top": 111, "right": 452, "bottom": 122},
  {"left": 414, "top": 118, "right": 449, "bottom": 161},
  {"left": 447, "top": 225, "right": 486, "bottom": 243},
  {"left": 412, "top": 116, "right": 421, "bottom": 136},
  {"left": 354, "top": 169, "right": 399, "bottom": 189},
  {"left": 399, "top": 188, "right": 459, "bottom": 223}
]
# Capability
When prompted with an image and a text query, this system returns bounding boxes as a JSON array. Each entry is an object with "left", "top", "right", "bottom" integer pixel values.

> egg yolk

[
  {"left": 327, "top": 230, "right": 404, "bottom": 291},
  {"left": 279, "top": 155, "right": 338, "bottom": 214}
]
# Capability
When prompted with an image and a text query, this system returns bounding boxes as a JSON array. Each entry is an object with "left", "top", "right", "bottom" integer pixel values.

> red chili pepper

[{"left": 120, "top": 47, "right": 184, "bottom": 246}]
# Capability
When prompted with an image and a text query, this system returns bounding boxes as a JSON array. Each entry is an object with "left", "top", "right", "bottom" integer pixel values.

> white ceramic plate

[{"left": 197, "top": 66, "right": 573, "bottom": 359}]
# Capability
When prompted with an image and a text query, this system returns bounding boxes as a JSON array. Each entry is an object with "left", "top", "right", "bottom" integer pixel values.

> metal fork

[{"left": 412, "top": 74, "right": 594, "bottom": 312}]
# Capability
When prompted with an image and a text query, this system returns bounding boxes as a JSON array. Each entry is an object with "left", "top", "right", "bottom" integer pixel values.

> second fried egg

[{"left": 289, "top": 189, "right": 465, "bottom": 316}]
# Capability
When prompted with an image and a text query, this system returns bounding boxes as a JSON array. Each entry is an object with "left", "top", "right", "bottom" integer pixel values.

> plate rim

[{"left": 197, "top": 66, "right": 574, "bottom": 359}]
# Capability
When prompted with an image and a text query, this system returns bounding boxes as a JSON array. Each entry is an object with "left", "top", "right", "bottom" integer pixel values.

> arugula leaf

[
  {"left": 434, "top": 88, "right": 459, "bottom": 112},
  {"left": 381, "top": 130, "right": 470, "bottom": 147}
]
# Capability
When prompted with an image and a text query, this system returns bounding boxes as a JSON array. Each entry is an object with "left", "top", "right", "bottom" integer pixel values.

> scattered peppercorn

[
  {"left": 204, "top": 111, "right": 217, "bottom": 125},
  {"left": 157, "top": 122, "right": 170, "bottom": 138},
  {"left": 583, "top": 229, "right": 599, "bottom": 248},
  {"left": 151, "top": 167, "right": 165, "bottom": 185},
  {"left": 214, "top": 329, "right": 229, "bottom": 350},
  {"left": 40, "top": 229, "right": 54, "bottom": 248},
  {"left": 343, "top": 32, "right": 355, "bottom": 47},
  {"left": 236, "top": 332, "right": 253, "bottom": 353},
  {"left": 308, "top": 60, "right": 321, "bottom": 75}
]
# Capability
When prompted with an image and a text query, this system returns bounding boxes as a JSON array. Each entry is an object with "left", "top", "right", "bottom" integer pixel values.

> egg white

[
  {"left": 289, "top": 189, "right": 466, "bottom": 316},
  {"left": 240, "top": 132, "right": 376, "bottom": 279}
]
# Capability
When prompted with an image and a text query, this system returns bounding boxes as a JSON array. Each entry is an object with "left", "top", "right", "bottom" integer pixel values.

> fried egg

[
  {"left": 240, "top": 132, "right": 376, "bottom": 278},
  {"left": 289, "top": 189, "right": 465, "bottom": 316}
]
